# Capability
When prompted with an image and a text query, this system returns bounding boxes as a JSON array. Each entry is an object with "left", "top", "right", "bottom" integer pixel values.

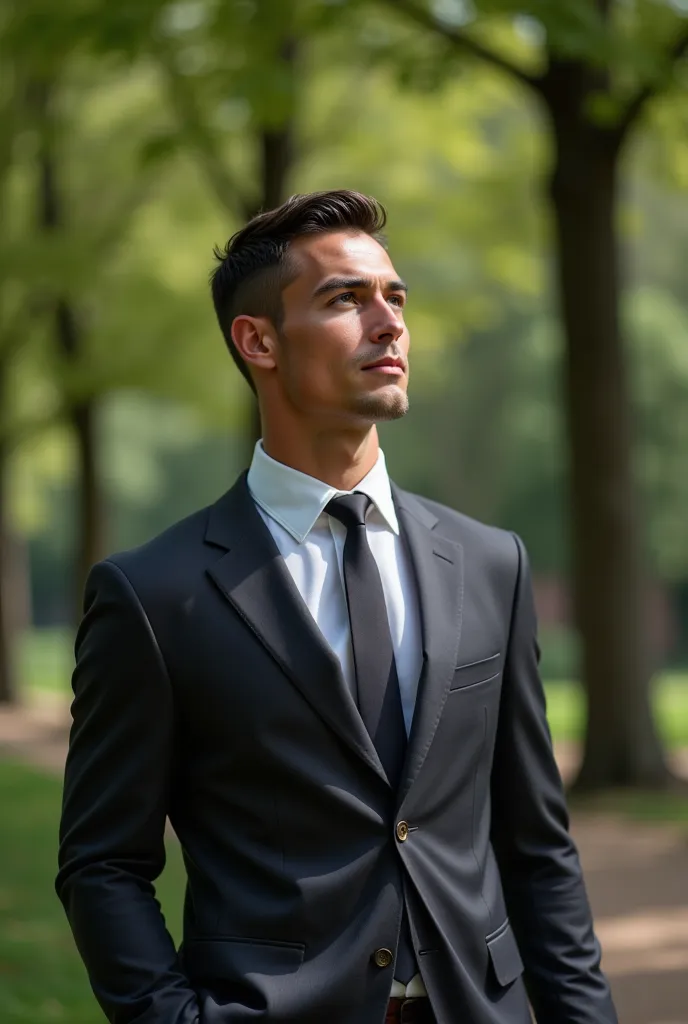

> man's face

[{"left": 274, "top": 230, "right": 410, "bottom": 423}]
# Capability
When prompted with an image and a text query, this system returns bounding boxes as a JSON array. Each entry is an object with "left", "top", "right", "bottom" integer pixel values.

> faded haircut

[{"left": 210, "top": 190, "right": 387, "bottom": 391}]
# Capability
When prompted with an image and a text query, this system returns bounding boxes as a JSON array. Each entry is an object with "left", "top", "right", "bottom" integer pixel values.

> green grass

[
  {"left": 18, "top": 629, "right": 74, "bottom": 697},
  {"left": 567, "top": 788, "right": 688, "bottom": 829},
  {"left": 544, "top": 673, "right": 688, "bottom": 748},
  {"left": 0, "top": 760, "right": 186, "bottom": 1023}
]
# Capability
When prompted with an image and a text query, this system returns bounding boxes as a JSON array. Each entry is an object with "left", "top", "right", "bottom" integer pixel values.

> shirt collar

[{"left": 247, "top": 441, "right": 399, "bottom": 543}]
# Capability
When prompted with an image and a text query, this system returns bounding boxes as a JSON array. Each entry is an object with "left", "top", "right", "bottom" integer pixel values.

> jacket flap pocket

[
  {"left": 183, "top": 936, "right": 305, "bottom": 980},
  {"left": 450, "top": 653, "right": 501, "bottom": 691},
  {"left": 486, "top": 921, "right": 524, "bottom": 987}
]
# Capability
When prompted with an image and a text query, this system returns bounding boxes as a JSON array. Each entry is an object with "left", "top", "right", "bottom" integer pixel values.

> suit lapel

[
  {"left": 205, "top": 475, "right": 388, "bottom": 785},
  {"left": 392, "top": 486, "right": 465, "bottom": 802}
]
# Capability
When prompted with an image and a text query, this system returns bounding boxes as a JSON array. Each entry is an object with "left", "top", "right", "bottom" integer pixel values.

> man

[{"left": 57, "top": 190, "right": 617, "bottom": 1024}]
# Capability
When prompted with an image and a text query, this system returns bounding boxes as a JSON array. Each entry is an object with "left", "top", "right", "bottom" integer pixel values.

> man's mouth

[{"left": 361, "top": 357, "right": 406, "bottom": 376}]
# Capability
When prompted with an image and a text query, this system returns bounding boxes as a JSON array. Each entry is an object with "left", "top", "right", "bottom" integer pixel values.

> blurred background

[{"left": 0, "top": 1, "right": 687, "bottom": 1021}]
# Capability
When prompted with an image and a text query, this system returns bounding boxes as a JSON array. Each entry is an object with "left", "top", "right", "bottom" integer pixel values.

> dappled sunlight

[
  {"left": 597, "top": 906, "right": 688, "bottom": 976},
  {"left": 573, "top": 815, "right": 687, "bottom": 872}
]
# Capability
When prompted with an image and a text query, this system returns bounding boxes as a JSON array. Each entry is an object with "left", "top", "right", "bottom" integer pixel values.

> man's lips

[{"left": 361, "top": 357, "right": 406, "bottom": 375}]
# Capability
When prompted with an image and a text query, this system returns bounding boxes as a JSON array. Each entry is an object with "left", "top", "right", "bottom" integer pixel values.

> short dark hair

[{"left": 210, "top": 190, "right": 387, "bottom": 390}]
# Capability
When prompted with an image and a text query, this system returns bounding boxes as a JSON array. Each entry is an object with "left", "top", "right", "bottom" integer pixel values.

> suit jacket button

[
  {"left": 396, "top": 820, "right": 409, "bottom": 842},
  {"left": 373, "top": 948, "right": 394, "bottom": 968}
]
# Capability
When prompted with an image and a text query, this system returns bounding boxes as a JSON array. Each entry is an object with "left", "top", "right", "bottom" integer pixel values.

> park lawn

[
  {"left": 0, "top": 761, "right": 186, "bottom": 1024},
  {"left": 544, "top": 673, "right": 688, "bottom": 748},
  {"left": 567, "top": 787, "right": 688, "bottom": 827},
  {"left": 18, "top": 629, "right": 74, "bottom": 698}
]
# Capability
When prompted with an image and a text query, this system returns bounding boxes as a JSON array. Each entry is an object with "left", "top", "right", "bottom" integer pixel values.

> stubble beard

[
  {"left": 276, "top": 325, "right": 410, "bottom": 423},
  {"left": 350, "top": 387, "right": 410, "bottom": 422}
]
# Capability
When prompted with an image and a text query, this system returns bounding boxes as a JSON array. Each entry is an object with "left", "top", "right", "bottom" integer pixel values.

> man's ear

[{"left": 231, "top": 315, "right": 278, "bottom": 373}]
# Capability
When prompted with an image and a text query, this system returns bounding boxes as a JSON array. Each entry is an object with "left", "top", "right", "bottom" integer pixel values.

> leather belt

[{"left": 386, "top": 996, "right": 435, "bottom": 1024}]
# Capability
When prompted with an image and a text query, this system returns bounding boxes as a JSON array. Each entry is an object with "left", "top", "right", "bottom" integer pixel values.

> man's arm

[
  {"left": 56, "top": 560, "right": 199, "bottom": 1024},
  {"left": 490, "top": 534, "right": 617, "bottom": 1023}
]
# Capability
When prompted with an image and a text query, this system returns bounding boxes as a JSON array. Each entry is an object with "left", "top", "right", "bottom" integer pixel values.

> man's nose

[{"left": 368, "top": 303, "right": 404, "bottom": 345}]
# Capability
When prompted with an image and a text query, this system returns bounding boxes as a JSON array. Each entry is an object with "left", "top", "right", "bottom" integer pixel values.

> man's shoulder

[{"left": 395, "top": 487, "right": 520, "bottom": 568}]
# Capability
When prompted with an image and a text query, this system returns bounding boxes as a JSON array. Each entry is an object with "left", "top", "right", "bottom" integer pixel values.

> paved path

[{"left": 2, "top": 699, "right": 688, "bottom": 1024}]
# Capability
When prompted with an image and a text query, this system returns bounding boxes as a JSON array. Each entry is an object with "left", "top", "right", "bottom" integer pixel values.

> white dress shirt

[{"left": 247, "top": 441, "right": 427, "bottom": 998}]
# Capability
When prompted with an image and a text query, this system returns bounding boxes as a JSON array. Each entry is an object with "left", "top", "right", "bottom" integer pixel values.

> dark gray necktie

[
  {"left": 326, "top": 492, "right": 417, "bottom": 983},
  {"left": 326, "top": 493, "right": 407, "bottom": 785}
]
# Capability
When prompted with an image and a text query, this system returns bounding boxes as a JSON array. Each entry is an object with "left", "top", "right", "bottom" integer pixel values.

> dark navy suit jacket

[{"left": 57, "top": 475, "right": 617, "bottom": 1023}]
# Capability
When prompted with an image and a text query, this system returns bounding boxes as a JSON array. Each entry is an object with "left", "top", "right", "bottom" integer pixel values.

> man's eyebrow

[{"left": 311, "top": 276, "right": 408, "bottom": 300}]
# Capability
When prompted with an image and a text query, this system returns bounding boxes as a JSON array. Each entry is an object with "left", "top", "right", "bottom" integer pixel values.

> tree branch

[
  {"left": 153, "top": 40, "right": 252, "bottom": 216},
  {"left": 617, "top": 25, "right": 688, "bottom": 138},
  {"left": 383, "top": 0, "right": 544, "bottom": 92}
]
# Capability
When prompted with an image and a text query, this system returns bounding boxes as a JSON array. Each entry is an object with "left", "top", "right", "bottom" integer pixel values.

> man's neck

[{"left": 260, "top": 424, "right": 380, "bottom": 492}]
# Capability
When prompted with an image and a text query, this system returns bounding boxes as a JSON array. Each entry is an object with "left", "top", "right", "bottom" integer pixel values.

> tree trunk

[
  {"left": 36, "top": 85, "right": 106, "bottom": 622},
  {"left": 0, "top": 339, "right": 31, "bottom": 705},
  {"left": 549, "top": 115, "right": 669, "bottom": 788},
  {"left": 242, "top": 115, "right": 296, "bottom": 462},
  {"left": 0, "top": 437, "right": 16, "bottom": 704},
  {"left": 260, "top": 123, "right": 294, "bottom": 211},
  {"left": 71, "top": 397, "right": 104, "bottom": 608},
  {"left": 54, "top": 303, "right": 105, "bottom": 619}
]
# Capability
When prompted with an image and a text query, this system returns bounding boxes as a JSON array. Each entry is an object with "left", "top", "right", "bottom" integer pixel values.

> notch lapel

[
  {"left": 393, "top": 486, "right": 465, "bottom": 802},
  {"left": 205, "top": 475, "right": 388, "bottom": 785}
]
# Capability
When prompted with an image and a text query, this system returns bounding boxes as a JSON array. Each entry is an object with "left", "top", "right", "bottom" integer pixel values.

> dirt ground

[{"left": 2, "top": 696, "right": 687, "bottom": 1024}]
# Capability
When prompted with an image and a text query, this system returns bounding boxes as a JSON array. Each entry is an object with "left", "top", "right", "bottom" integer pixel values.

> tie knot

[{"left": 326, "top": 492, "right": 372, "bottom": 529}]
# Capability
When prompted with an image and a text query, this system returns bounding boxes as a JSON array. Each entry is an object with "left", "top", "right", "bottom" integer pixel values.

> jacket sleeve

[
  {"left": 490, "top": 534, "right": 617, "bottom": 1023},
  {"left": 56, "top": 559, "right": 199, "bottom": 1024}
]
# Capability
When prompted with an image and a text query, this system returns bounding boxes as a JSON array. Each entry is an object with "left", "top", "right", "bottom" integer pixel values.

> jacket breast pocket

[{"left": 450, "top": 652, "right": 501, "bottom": 691}]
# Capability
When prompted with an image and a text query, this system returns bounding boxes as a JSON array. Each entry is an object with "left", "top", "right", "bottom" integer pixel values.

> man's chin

[{"left": 351, "top": 389, "right": 409, "bottom": 422}]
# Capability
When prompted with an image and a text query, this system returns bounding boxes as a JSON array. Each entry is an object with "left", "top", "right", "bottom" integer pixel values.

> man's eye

[
  {"left": 388, "top": 294, "right": 405, "bottom": 307},
  {"left": 332, "top": 292, "right": 356, "bottom": 304}
]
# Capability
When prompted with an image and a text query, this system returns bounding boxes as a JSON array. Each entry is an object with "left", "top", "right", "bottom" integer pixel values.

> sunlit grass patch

[{"left": 0, "top": 761, "right": 185, "bottom": 1023}]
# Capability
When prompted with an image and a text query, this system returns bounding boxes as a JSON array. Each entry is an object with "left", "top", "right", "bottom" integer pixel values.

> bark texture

[
  {"left": 37, "top": 82, "right": 106, "bottom": 621},
  {"left": 0, "top": 435, "right": 16, "bottom": 704},
  {"left": 55, "top": 301, "right": 106, "bottom": 613},
  {"left": 545, "top": 70, "right": 669, "bottom": 788},
  {"left": 242, "top": 109, "right": 296, "bottom": 461}
]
